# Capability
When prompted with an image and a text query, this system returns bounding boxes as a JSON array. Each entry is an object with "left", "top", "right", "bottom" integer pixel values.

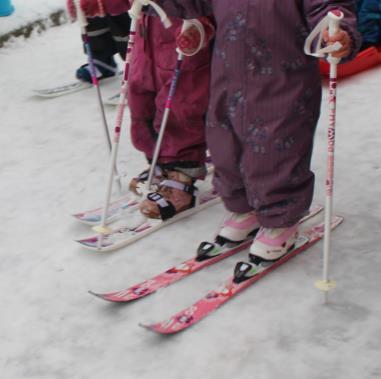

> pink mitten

[
  {"left": 176, "top": 17, "right": 215, "bottom": 56},
  {"left": 176, "top": 24, "right": 202, "bottom": 56}
]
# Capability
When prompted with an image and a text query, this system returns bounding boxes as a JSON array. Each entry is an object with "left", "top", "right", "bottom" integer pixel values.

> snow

[
  {"left": 1, "top": 21, "right": 381, "bottom": 379},
  {"left": 0, "top": 0, "right": 64, "bottom": 36}
]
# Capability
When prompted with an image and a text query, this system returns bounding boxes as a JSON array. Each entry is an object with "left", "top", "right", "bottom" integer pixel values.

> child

[
  {"left": 128, "top": 13, "right": 214, "bottom": 219},
  {"left": 67, "top": 1, "right": 131, "bottom": 82},
  {"left": 152, "top": 0, "right": 361, "bottom": 260},
  {"left": 68, "top": 0, "right": 214, "bottom": 220}
]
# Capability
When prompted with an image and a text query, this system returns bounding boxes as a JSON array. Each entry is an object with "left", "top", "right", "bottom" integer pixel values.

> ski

[
  {"left": 73, "top": 194, "right": 140, "bottom": 226},
  {"left": 89, "top": 205, "right": 322, "bottom": 302},
  {"left": 32, "top": 81, "right": 92, "bottom": 98},
  {"left": 141, "top": 215, "right": 343, "bottom": 334},
  {"left": 76, "top": 188, "right": 221, "bottom": 252},
  {"left": 32, "top": 72, "right": 122, "bottom": 98},
  {"left": 73, "top": 164, "right": 215, "bottom": 226}
]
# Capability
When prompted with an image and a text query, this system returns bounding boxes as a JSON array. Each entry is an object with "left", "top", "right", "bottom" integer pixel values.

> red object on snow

[{"left": 320, "top": 45, "right": 381, "bottom": 78}]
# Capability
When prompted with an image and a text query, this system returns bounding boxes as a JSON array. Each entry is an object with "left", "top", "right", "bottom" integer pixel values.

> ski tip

[
  {"left": 75, "top": 237, "right": 113, "bottom": 252},
  {"left": 139, "top": 322, "right": 184, "bottom": 335},
  {"left": 72, "top": 213, "right": 100, "bottom": 225},
  {"left": 139, "top": 322, "right": 153, "bottom": 331},
  {"left": 88, "top": 290, "right": 132, "bottom": 303},
  {"left": 139, "top": 322, "right": 168, "bottom": 335},
  {"left": 88, "top": 290, "right": 106, "bottom": 300}
]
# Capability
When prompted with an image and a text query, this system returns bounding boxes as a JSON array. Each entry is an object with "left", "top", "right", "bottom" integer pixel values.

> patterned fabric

[
  {"left": 357, "top": 0, "right": 381, "bottom": 47},
  {"left": 155, "top": 0, "right": 361, "bottom": 228}
]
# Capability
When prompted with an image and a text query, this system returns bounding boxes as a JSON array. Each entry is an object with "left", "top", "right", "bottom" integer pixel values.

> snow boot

[
  {"left": 76, "top": 57, "right": 118, "bottom": 83},
  {"left": 139, "top": 170, "right": 198, "bottom": 220},
  {"left": 249, "top": 224, "right": 299, "bottom": 264},
  {"left": 216, "top": 211, "right": 260, "bottom": 245}
]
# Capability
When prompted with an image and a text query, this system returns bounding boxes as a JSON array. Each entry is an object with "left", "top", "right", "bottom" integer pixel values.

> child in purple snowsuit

[{"left": 154, "top": 0, "right": 361, "bottom": 261}]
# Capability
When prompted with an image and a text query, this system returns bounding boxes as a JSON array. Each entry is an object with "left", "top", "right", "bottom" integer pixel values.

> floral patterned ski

[
  {"left": 89, "top": 205, "right": 322, "bottom": 301},
  {"left": 141, "top": 215, "right": 343, "bottom": 334}
]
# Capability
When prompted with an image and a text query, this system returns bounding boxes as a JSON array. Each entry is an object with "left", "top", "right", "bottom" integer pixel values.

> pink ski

[
  {"left": 141, "top": 215, "right": 343, "bottom": 334},
  {"left": 89, "top": 205, "right": 322, "bottom": 301}
]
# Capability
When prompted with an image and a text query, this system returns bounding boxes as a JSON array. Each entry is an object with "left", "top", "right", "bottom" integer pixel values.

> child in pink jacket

[{"left": 69, "top": 0, "right": 214, "bottom": 220}]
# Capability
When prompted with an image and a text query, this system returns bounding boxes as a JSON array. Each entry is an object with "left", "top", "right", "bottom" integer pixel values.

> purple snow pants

[
  {"left": 128, "top": 15, "right": 211, "bottom": 169},
  {"left": 155, "top": 0, "right": 361, "bottom": 227}
]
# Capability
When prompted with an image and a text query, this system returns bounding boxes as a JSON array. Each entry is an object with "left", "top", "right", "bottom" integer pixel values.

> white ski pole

[
  {"left": 92, "top": 0, "right": 171, "bottom": 246},
  {"left": 146, "top": 19, "right": 205, "bottom": 190},
  {"left": 305, "top": 10, "right": 344, "bottom": 303},
  {"left": 74, "top": 0, "right": 122, "bottom": 192},
  {"left": 318, "top": 10, "right": 344, "bottom": 303}
]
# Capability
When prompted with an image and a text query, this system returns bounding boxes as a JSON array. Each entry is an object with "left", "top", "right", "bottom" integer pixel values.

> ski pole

[
  {"left": 73, "top": 0, "right": 122, "bottom": 192},
  {"left": 304, "top": 10, "right": 344, "bottom": 303},
  {"left": 318, "top": 10, "right": 344, "bottom": 303},
  {"left": 146, "top": 19, "right": 206, "bottom": 190},
  {"left": 92, "top": 0, "right": 171, "bottom": 244}
]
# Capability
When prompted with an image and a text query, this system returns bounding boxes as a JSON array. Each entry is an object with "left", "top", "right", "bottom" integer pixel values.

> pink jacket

[{"left": 67, "top": 0, "right": 130, "bottom": 18}]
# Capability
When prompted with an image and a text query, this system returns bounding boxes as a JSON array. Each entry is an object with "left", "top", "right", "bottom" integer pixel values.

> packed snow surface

[
  {"left": 0, "top": 0, "right": 64, "bottom": 36},
  {"left": 1, "top": 21, "right": 381, "bottom": 379}
]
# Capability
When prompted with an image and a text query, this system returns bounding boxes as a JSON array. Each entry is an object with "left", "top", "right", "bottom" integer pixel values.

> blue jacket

[{"left": 357, "top": 0, "right": 381, "bottom": 46}]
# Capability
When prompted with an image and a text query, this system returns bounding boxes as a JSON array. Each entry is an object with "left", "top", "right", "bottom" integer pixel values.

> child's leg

[
  {"left": 130, "top": 16, "right": 210, "bottom": 219},
  {"left": 128, "top": 17, "right": 157, "bottom": 161},
  {"left": 76, "top": 16, "right": 120, "bottom": 82},
  {"left": 104, "top": 13, "right": 131, "bottom": 59},
  {"left": 150, "top": 16, "right": 209, "bottom": 173},
  {"left": 207, "top": 87, "right": 321, "bottom": 229},
  {"left": 206, "top": 121, "right": 253, "bottom": 214},
  {"left": 83, "top": 16, "right": 118, "bottom": 62},
  {"left": 130, "top": 16, "right": 210, "bottom": 175},
  {"left": 240, "top": 95, "right": 320, "bottom": 228}
]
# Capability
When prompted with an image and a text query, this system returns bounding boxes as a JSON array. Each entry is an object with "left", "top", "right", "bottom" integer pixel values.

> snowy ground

[
  {"left": 1, "top": 21, "right": 381, "bottom": 379},
  {"left": 0, "top": 0, "right": 64, "bottom": 36}
]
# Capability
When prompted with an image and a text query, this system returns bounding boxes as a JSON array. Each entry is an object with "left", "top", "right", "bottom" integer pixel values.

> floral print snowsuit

[{"left": 156, "top": 0, "right": 361, "bottom": 227}]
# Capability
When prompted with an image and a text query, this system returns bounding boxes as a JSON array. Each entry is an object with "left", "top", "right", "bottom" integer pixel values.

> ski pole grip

[
  {"left": 327, "top": 10, "right": 344, "bottom": 65},
  {"left": 181, "top": 19, "right": 193, "bottom": 33},
  {"left": 73, "top": 0, "right": 88, "bottom": 29},
  {"left": 328, "top": 10, "right": 343, "bottom": 37},
  {"left": 129, "top": 0, "right": 145, "bottom": 20},
  {"left": 129, "top": 0, "right": 171, "bottom": 28},
  {"left": 148, "top": 0, "right": 171, "bottom": 28}
]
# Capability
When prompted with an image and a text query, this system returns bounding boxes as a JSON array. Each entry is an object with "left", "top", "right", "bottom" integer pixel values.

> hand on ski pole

[
  {"left": 176, "top": 17, "right": 215, "bottom": 56},
  {"left": 323, "top": 28, "right": 352, "bottom": 58}
]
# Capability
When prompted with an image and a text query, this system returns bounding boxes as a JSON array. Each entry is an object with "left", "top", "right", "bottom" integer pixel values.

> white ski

[{"left": 76, "top": 188, "right": 220, "bottom": 252}]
